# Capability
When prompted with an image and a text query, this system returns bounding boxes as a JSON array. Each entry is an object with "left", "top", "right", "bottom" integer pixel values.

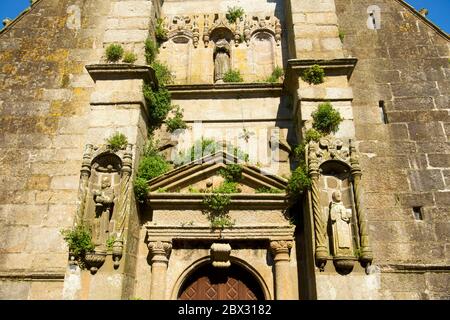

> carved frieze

[{"left": 160, "top": 13, "right": 282, "bottom": 48}]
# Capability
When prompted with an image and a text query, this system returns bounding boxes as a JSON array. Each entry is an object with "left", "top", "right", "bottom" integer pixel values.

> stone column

[
  {"left": 148, "top": 241, "right": 172, "bottom": 300},
  {"left": 308, "top": 143, "right": 328, "bottom": 270},
  {"left": 350, "top": 141, "right": 373, "bottom": 266},
  {"left": 270, "top": 240, "right": 293, "bottom": 300}
]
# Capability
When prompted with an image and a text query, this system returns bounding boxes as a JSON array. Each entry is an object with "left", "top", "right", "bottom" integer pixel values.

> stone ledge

[
  {"left": 166, "top": 83, "right": 284, "bottom": 99},
  {"left": 147, "top": 193, "right": 290, "bottom": 210},
  {"left": 287, "top": 58, "right": 358, "bottom": 79},
  {"left": 378, "top": 264, "right": 450, "bottom": 274},
  {"left": 85, "top": 64, "right": 157, "bottom": 87},
  {"left": 0, "top": 271, "right": 65, "bottom": 281},
  {"left": 145, "top": 225, "right": 295, "bottom": 242}
]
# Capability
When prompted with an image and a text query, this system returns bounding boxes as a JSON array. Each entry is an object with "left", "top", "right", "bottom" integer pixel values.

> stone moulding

[
  {"left": 165, "top": 83, "right": 284, "bottom": 99},
  {"left": 85, "top": 64, "right": 158, "bottom": 88},
  {"left": 286, "top": 58, "right": 358, "bottom": 81},
  {"left": 145, "top": 225, "right": 295, "bottom": 242},
  {"left": 147, "top": 193, "right": 290, "bottom": 210}
]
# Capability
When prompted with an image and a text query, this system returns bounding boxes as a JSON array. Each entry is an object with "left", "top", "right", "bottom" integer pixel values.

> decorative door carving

[{"left": 179, "top": 264, "right": 263, "bottom": 300}]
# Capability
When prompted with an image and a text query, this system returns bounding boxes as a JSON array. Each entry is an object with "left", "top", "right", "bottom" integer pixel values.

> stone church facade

[{"left": 0, "top": 0, "right": 448, "bottom": 300}]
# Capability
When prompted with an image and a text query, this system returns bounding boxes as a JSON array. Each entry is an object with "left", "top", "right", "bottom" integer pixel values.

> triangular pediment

[{"left": 148, "top": 151, "right": 287, "bottom": 195}]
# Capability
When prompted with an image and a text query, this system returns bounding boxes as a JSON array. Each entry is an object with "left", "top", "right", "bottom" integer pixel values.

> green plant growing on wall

[
  {"left": 134, "top": 177, "right": 149, "bottom": 203},
  {"left": 155, "top": 18, "right": 168, "bottom": 43},
  {"left": 165, "top": 106, "right": 187, "bottom": 133},
  {"left": 338, "top": 30, "right": 345, "bottom": 43},
  {"left": 61, "top": 225, "right": 95, "bottom": 260},
  {"left": 226, "top": 6, "right": 245, "bottom": 24},
  {"left": 223, "top": 69, "right": 244, "bottom": 83},
  {"left": 151, "top": 60, "right": 174, "bottom": 86},
  {"left": 105, "top": 44, "right": 124, "bottom": 63},
  {"left": 143, "top": 84, "right": 172, "bottom": 126},
  {"left": 145, "top": 38, "right": 159, "bottom": 65},
  {"left": 106, "top": 234, "right": 117, "bottom": 250},
  {"left": 219, "top": 164, "right": 243, "bottom": 182},
  {"left": 265, "top": 66, "right": 284, "bottom": 83},
  {"left": 287, "top": 166, "right": 311, "bottom": 197},
  {"left": 134, "top": 138, "right": 172, "bottom": 203},
  {"left": 301, "top": 64, "right": 325, "bottom": 85},
  {"left": 311, "top": 102, "right": 343, "bottom": 134},
  {"left": 106, "top": 132, "right": 128, "bottom": 152},
  {"left": 255, "top": 187, "right": 284, "bottom": 194},
  {"left": 123, "top": 51, "right": 137, "bottom": 64}
]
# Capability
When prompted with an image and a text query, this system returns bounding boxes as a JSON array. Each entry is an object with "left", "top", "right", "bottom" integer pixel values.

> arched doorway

[{"left": 178, "top": 263, "right": 265, "bottom": 300}]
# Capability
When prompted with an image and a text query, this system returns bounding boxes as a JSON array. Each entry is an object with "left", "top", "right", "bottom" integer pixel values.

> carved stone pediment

[{"left": 148, "top": 151, "right": 287, "bottom": 196}]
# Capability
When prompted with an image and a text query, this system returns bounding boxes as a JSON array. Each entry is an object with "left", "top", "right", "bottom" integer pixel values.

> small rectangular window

[
  {"left": 379, "top": 101, "right": 388, "bottom": 124},
  {"left": 413, "top": 207, "right": 423, "bottom": 220}
]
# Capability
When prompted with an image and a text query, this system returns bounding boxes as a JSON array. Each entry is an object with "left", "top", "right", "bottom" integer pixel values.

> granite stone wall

[{"left": 335, "top": 0, "right": 450, "bottom": 299}]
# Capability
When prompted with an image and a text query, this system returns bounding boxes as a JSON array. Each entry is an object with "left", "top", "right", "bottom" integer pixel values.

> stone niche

[{"left": 308, "top": 137, "right": 373, "bottom": 275}]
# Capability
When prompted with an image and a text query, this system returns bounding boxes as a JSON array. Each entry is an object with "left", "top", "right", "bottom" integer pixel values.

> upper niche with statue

[{"left": 157, "top": 12, "right": 283, "bottom": 84}]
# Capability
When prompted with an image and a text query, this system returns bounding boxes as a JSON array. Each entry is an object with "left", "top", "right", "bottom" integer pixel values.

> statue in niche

[
  {"left": 329, "top": 190, "right": 353, "bottom": 256},
  {"left": 92, "top": 176, "right": 115, "bottom": 252},
  {"left": 214, "top": 39, "right": 231, "bottom": 83}
]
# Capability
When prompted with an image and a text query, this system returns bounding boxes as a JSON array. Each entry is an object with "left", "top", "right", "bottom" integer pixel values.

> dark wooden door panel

[{"left": 179, "top": 264, "right": 264, "bottom": 300}]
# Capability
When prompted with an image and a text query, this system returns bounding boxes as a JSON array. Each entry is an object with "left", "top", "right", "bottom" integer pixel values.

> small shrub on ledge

[
  {"left": 265, "top": 66, "right": 284, "bottom": 83},
  {"left": 105, "top": 44, "right": 124, "bottom": 63},
  {"left": 61, "top": 225, "right": 95, "bottom": 262},
  {"left": 223, "top": 69, "right": 244, "bottom": 83},
  {"left": 301, "top": 64, "right": 325, "bottom": 85},
  {"left": 106, "top": 132, "right": 128, "bottom": 152},
  {"left": 122, "top": 51, "right": 137, "bottom": 64}
]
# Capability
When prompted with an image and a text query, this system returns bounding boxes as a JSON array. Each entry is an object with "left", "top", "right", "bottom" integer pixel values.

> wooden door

[{"left": 179, "top": 264, "right": 264, "bottom": 300}]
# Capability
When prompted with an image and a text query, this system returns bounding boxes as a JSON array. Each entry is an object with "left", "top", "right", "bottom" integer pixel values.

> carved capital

[
  {"left": 270, "top": 240, "right": 293, "bottom": 262},
  {"left": 148, "top": 241, "right": 172, "bottom": 264}
]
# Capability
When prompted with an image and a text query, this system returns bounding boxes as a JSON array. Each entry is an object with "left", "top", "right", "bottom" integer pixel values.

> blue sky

[{"left": 0, "top": 0, "right": 449, "bottom": 33}]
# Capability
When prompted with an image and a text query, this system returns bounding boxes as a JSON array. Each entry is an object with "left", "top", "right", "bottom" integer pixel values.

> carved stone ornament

[
  {"left": 270, "top": 240, "right": 293, "bottom": 262},
  {"left": 85, "top": 252, "right": 106, "bottom": 274},
  {"left": 159, "top": 13, "right": 281, "bottom": 48},
  {"left": 148, "top": 241, "right": 172, "bottom": 264},
  {"left": 70, "top": 143, "right": 134, "bottom": 273},
  {"left": 210, "top": 243, "right": 232, "bottom": 268},
  {"left": 329, "top": 190, "right": 355, "bottom": 274},
  {"left": 307, "top": 138, "right": 373, "bottom": 273}
]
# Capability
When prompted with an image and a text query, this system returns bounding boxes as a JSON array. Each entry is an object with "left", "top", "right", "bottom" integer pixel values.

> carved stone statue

[
  {"left": 329, "top": 190, "right": 353, "bottom": 256},
  {"left": 214, "top": 39, "right": 231, "bottom": 83},
  {"left": 93, "top": 176, "right": 115, "bottom": 251}
]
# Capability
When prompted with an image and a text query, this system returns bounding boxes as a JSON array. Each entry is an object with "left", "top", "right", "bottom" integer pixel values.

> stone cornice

[
  {"left": 145, "top": 225, "right": 295, "bottom": 242},
  {"left": 85, "top": 64, "right": 158, "bottom": 87},
  {"left": 287, "top": 58, "right": 358, "bottom": 79},
  {"left": 0, "top": 270, "right": 65, "bottom": 281},
  {"left": 378, "top": 263, "right": 450, "bottom": 274},
  {"left": 165, "top": 83, "right": 284, "bottom": 99},
  {"left": 147, "top": 193, "right": 290, "bottom": 210}
]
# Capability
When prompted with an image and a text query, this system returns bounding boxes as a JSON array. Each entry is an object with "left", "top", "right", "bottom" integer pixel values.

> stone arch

[{"left": 171, "top": 255, "right": 271, "bottom": 300}]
